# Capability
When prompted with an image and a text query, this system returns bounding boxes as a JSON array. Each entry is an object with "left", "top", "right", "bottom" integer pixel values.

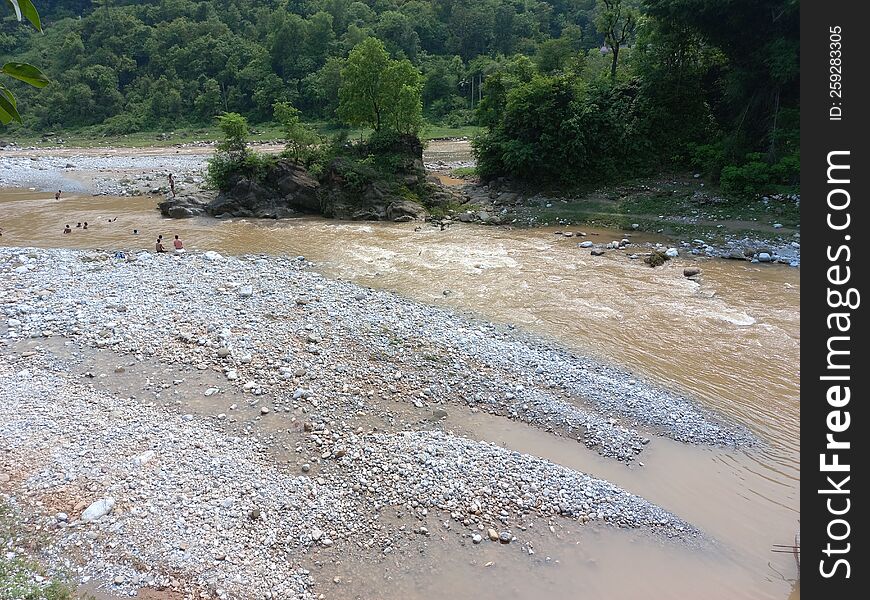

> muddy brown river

[{"left": 1, "top": 189, "right": 799, "bottom": 599}]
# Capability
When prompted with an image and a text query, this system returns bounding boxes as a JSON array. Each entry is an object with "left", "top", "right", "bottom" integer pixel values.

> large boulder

[
  {"left": 208, "top": 178, "right": 274, "bottom": 218},
  {"left": 386, "top": 199, "right": 427, "bottom": 222},
  {"left": 158, "top": 193, "right": 212, "bottom": 219},
  {"left": 206, "top": 161, "right": 320, "bottom": 219},
  {"left": 266, "top": 160, "right": 320, "bottom": 212}
]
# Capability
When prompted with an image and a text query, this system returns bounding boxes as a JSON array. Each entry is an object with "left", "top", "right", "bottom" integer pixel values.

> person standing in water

[
  {"left": 83, "top": 222, "right": 88, "bottom": 230},
  {"left": 168, "top": 173, "right": 176, "bottom": 197},
  {"left": 55, "top": 190, "right": 61, "bottom": 200}
]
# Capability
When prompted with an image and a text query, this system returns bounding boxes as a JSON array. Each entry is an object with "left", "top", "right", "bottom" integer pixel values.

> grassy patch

[
  {"left": 503, "top": 173, "right": 799, "bottom": 240},
  {"left": 422, "top": 124, "right": 481, "bottom": 140},
  {"left": 449, "top": 166, "right": 478, "bottom": 178},
  {"left": 0, "top": 503, "right": 80, "bottom": 600}
]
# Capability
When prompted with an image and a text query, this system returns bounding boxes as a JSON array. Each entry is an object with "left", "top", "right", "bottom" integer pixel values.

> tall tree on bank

[
  {"left": 1, "top": 0, "right": 49, "bottom": 124},
  {"left": 337, "top": 37, "right": 423, "bottom": 136},
  {"left": 273, "top": 101, "right": 319, "bottom": 163},
  {"left": 596, "top": 0, "right": 637, "bottom": 80}
]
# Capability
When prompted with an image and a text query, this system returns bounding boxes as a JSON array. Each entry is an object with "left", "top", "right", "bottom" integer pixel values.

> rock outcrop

[
  {"left": 318, "top": 135, "right": 431, "bottom": 222},
  {"left": 159, "top": 137, "right": 463, "bottom": 222},
  {"left": 157, "top": 193, "right": 211, "bottom": 219},
  {"left": 208, "top": 161, "right": 320, "bottom": 219}
]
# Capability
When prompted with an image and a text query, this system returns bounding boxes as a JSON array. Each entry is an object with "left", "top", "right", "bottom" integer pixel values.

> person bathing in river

[
  {"left": 55, "top": 190, "right": 61, "bottom": 200},
  {"left": 156, "top": 237, "right": 166, "bottom": 253},
  {"left": 173, "top": 235, "right": 184, "bottom": 252},
  {"left": 63, "top": 224, "right": 71, "bottom": 234},
  {"left": 76, "top": 222, "right": 81, "bottom": 228},
  {"left": 83, "top": 222, "right": 88, "bottom": 230}
]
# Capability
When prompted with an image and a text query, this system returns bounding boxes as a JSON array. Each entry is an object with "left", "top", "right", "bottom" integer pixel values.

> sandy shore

[{"left": 0, "top": 245, "right": 756, "bottom": 597}]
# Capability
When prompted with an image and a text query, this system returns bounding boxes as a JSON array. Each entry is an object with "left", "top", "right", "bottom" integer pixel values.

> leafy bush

[
  {"left": 719, "top": 151, "right": 799, "bottom": 198},
  {"left": 720, "top": 158, "right": 771, "bottom": 198},
  {"left": 206, "top": 152, "right": 276, "bottom": 191},
  {"left": 98, "top": 112, "right": 145, "bottom": 136},
  {"left": 688, "top": 141, "right": 727, "bottom": 179},
  {"left": 475, "top": 76, "right": 662, "bottom": 184}
]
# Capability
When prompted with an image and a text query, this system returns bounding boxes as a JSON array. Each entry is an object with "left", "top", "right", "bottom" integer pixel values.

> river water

[{"left": 0, "top": 189, "right": 799, "bottom": 599}]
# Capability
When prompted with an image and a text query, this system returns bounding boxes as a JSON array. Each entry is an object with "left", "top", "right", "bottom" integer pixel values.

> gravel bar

[{"left": 0, "top": 246, "right": 733, "bottom": 597}]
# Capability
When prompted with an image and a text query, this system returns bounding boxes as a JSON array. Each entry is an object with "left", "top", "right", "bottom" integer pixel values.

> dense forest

[{"left": 1, "top": 0, "right": 799, "bottom": 194}]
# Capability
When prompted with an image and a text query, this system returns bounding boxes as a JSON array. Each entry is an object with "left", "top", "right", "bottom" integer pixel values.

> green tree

[
  {"left": 302, "top": 56, "right": 344, "bottom": 119},
  {"left": 1, "top": 0, "right": 50, "bottom": 124},
  {"left": 596, "top": 0, "right": 637, "bottom": 81},
  {"left": 273, "top": 101, "right": 319, "bottom": 163},
  {"left": 338, "top": 37, "right": 423, "bottom": 136},
  {"left": 195, "top": 78, "right": 224, "bottom": 120},
  {"left": 216, "top": 112, "right": 249, "bottom": 160}
]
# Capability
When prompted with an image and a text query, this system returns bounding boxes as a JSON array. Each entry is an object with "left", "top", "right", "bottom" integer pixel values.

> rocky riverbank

[
  {"left": 0, "top": 246, "right": 750, "bottom": 597},
  {"left": 0, "top": 149, "right": 209, "bottom": 197}
]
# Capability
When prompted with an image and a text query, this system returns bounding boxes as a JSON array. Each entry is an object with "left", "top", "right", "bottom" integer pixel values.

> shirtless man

[
  {"left": 156, "top": 238, "right": 166, "bottom": 253},
  {"left": 173, "top": 235, "right": 184, "bottom": 251},
  {"left": 55, "top": 190, "right": 61, "bottom": 200},
  {"left": 63, "top": 224, "right": 71, "bottom": 234}
]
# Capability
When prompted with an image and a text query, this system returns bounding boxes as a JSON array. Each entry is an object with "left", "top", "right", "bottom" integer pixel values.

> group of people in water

[{"left": 53, "top": 185, "right": 187, "bottom": 254}]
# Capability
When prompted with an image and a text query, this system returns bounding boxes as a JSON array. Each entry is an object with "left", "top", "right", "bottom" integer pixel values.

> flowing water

[{"left": 0, "top": 189, "right": 800, "bottom": 599}]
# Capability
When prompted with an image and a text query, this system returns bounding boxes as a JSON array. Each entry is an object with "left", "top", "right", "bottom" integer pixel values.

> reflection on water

[{"left": 1, "top": 190, "right": 800, "bottom": 599}]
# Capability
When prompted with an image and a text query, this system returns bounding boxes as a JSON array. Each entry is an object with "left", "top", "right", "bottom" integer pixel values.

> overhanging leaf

[
  {"left": 0, "top": 86, "right": 21, "bottom": 124},
  {"left": 2, "top": 62, "right": 49, "bottom": 87},
  {"left": 5, "top": 0, "right": 41, "bottom": 32},
  {"left": 18, "top": 0, "right": 40, "bottom": 31}
]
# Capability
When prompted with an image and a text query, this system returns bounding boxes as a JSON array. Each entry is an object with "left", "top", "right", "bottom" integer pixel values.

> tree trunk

[
  {"left": 768, "top": 87, "right": 781, "bottom": 161},
  {"left": 610, "top": 45, "right": 619, "bottom": 80}
]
